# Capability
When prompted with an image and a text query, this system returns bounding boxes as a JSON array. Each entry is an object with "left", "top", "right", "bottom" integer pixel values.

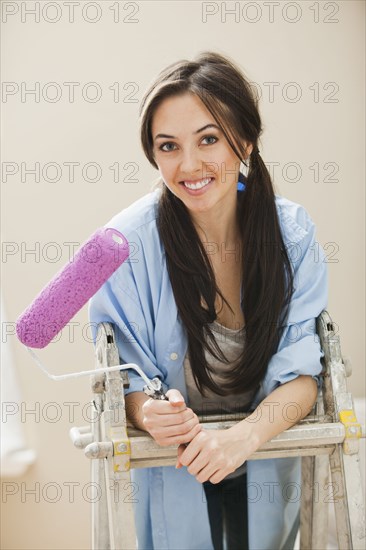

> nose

[{"left": 179, "top": 146, "right": 202, "bottom": 178}]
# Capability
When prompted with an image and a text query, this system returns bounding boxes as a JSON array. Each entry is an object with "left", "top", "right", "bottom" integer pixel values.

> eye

[
  {"left": 158, "top": 135, "right": 218, "bottom": 152},
  {"left": 202, "top": 135, "right": 218, "bottom": 145},
  {"left": 158, "top": 142, "right": 177, "bottom": 152}
]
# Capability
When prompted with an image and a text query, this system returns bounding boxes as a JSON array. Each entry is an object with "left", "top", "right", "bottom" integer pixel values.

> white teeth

[{"left": 183, "top": 177, "right": 212, "bottom": 190}]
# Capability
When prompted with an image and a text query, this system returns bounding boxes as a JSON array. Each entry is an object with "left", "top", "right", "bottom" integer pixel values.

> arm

[
  {"left": 90, "top": 276, "right": 201, "bottom": 445},
  {"left": 177, "top": 375, "right": 317, "bottom": 483},
  {"left": 236, "top": 374, "right": 318, "bottom": 450}
]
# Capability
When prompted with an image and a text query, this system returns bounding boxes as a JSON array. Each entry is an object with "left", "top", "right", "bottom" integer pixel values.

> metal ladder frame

[{"left": 70, "top": 310, "right": 366, "bottom": 549}]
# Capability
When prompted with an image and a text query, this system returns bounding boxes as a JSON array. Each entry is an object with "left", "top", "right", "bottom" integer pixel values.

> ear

[{"left": 245, "top": 143, "right": 253, "bottom": 159}]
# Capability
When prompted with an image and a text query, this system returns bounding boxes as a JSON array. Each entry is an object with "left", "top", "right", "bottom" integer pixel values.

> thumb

[{"left": 165, "top": 389, "right": 185, "bottom": 407}]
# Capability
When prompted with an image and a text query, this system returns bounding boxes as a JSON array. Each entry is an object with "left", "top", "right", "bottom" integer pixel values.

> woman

[{"left": 89, "top": 51, "right": 328, "bottom": 549}]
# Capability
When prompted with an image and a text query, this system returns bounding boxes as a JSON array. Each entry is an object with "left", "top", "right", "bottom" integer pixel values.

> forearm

[
  {"left": 232, "top": 375, "right": 318, "bottom": 453},
  {"left": 124, "top": 391, "right": 151, "bottom": 431}
]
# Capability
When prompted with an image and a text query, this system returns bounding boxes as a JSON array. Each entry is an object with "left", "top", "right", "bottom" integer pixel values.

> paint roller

[
  {"left": 16, "top": 227, "right": 130, "bottom": 349},
  {"left": 15, "top": 226, "right": 166, "bottom": 394}
]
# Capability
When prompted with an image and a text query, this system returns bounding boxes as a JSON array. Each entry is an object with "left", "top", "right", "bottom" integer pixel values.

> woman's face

[{"left": 151, "top": 92, "right": 251, "bottom": 216}]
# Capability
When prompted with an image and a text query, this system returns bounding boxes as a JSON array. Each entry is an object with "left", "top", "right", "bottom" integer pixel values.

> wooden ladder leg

[
  {"left": 329, "top": 443, "right": 365, "bottom": 549},
  {"left": 301, "top": 362, "right": 330, "bottom": 550},
  {"left": 317, "top": 311, "right": 366, "bottom": 549},
  {"left": 91, "top": 388, "right": 110, "bottom": 550},
  {"left": 87, "top": 323, "right": 137, "bottom": 550},
  {"left": 300, "top": 454, "right": 330, "bottom": 550}
]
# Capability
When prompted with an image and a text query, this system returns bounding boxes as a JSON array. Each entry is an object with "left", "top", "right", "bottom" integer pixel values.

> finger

[
  {"left": 186, "top": 453, "right": 210, "bottom": 476},
  {"left": 196, "top": 466, "right": 222, "bottom": 485},
  {"left": 165, "top": 389, "right": 186, "bottom": 407},
  {"left": 175, "top": 444, "right": 185, "bottom": 468},
  {"left": 159, "top": 421, "right": 202, "bottom": 447},
  {"left": 145, "top": 399, "right": 186, "bottom": 415},
  {"left": 144, "top": 408, "right": 197, "bottom": 431},
  {"left": 179, "top": 430, "right": 206, "bottom": 466},
  {"left": 152, "top": 414, "right": 201, "bottom": 439},
  {"left": 207, "top": 470, "right": 228, "bottom": 484},
  {"left": 151, "top": 409, "right": 198, "bottom": 427}
]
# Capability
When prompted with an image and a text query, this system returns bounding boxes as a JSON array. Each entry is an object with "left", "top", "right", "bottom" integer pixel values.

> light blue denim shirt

[{"left": 89, "top": 184, "right": 328, "bottom": 550}]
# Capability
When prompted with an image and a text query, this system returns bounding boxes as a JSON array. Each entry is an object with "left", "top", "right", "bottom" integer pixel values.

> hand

[
  {"left": 176, "top": 424, "right": 256, "bottom": 484},
  {"left": 142, "top": 389, "right": 202, "bottom": 447}
]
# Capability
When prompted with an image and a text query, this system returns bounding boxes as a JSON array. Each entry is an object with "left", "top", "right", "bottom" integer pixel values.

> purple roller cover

[{"left": 16, "top": 227, "right": 129, "bottom": 348}]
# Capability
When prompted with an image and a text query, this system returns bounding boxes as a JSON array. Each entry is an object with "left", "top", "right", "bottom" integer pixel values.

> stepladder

[{"left": 70, "top": 310, "right": 366, "bottom": 549}]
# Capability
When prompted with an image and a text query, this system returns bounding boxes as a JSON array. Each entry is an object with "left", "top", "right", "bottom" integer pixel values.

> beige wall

[{"left": 1, "top": 1, "right": 365, "bottom": 549}]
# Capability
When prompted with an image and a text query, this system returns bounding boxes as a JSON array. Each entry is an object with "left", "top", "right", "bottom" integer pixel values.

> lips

[
  {"left": 180, "top": 177, "right": 214, "bottom": 190},
  {"left": 179, "top": 177, "right": 215, "bottom": 195}
]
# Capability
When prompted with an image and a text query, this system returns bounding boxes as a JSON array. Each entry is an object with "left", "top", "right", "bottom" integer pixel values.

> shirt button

[{"left": 170, "top": 352, "right": 178, "bottom": 360}]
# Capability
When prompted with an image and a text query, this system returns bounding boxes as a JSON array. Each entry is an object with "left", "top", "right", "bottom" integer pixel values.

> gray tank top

[{"left": 183, "top": 320, "right": 257, "bottom": 479}]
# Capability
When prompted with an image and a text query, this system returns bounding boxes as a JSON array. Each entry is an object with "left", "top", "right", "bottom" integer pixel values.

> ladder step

[
  {"left": 130, "top": 447, "right": 336, "bottom": 469},
  {"left": 126, "top": 422, "right": 345, "bottom": 467}
]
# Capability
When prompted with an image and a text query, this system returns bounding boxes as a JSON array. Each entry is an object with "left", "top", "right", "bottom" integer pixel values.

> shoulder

[
  {"left": 101, "top": 187, "right": 164, "bottom": 289},
  {"left": 274, "top": 194, "right": 316, "bottom": 246},
  {"left": 103, "top": 188, "right": 165, "bottom": 293},
  {"left": 105, "top": 188, "right": 161, "bottom": 240}
]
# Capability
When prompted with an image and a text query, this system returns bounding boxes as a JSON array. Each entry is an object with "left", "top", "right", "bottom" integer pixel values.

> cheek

[
  {"left": 157, "top": 160, "right": 176, "bottom": 180},
  {"left": 222, "top": 154, "right": 242, "bottom": 177},
  {"left": 208, "top": 149, "right": 232, "bottom": 171}
]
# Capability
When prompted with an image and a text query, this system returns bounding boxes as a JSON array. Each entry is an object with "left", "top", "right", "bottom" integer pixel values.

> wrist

[
  {"left": 125, "top": 391, "right": 150, "bottom": 431},
  {"left": 230, "top": 418, "right": 261, "bottom": 457}
]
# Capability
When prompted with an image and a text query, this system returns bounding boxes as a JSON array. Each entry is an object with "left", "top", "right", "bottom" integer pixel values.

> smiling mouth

[{"left": 180, "top": 177, "right": 213, "bottom": 190}]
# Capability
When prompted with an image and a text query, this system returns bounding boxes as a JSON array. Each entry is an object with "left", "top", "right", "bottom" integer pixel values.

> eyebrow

[{"left": 154, "top": 123, "right": 221, "bottom": 141}]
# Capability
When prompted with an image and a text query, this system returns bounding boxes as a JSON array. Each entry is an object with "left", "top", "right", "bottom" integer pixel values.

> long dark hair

[{"left": 139, "top": 51, "right": 294, "bottom": 397}]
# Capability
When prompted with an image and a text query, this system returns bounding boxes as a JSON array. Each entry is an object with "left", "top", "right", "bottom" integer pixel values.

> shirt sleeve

[
  {"left": 255, "top": 205, "right": 328, "bottom": 404},
  {"left": 87, "top": 240, "right": 169, "bottom": 396}
]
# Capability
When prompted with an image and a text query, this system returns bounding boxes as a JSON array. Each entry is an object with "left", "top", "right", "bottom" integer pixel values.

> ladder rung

[
  {"left": 196, "top": 413, "right": 333, "bottom": 424},
  {"left": 125, "top": 422, "right": 345, "bottom": 468},
  {"left": 130, "top": 446, "right": 336, "bottom": 469}
]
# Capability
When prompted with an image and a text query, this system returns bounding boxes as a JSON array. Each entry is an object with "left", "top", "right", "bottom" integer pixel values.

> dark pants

[{"left": 203, "top": 471, "right": 249, "bottom": 550}]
